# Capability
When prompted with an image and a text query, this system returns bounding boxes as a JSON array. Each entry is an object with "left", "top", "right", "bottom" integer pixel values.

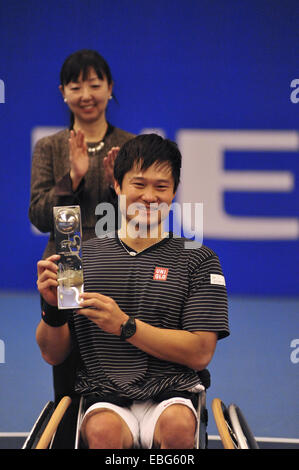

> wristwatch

[{"left": 120, "top": 316, "right": 136, "bottom": 340}]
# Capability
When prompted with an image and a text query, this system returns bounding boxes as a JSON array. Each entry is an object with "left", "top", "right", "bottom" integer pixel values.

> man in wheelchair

[{"left": 36, "top": 134, "right": 229, "bottom": 449}]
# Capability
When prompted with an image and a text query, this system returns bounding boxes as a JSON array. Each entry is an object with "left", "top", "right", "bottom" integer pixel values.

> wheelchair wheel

[
  {"left": 212, "top": 398, "right": 238, "bottom": 449},
  {"left": 22, "top": 401, "right": 55, "bottom": 449},
  {"left": 227, "top": 404, "right": 248, "bottom": 448},
  {"left": 35, "top": 396, "right": 72, "bottom": 449},
  {"left": 228, "top": 404, "right": 259, "bottom": 449}
]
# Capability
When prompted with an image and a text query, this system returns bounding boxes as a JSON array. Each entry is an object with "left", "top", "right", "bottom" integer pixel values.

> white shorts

[{"left": 80, "top": 396, "right": 198, "bottom": 448}]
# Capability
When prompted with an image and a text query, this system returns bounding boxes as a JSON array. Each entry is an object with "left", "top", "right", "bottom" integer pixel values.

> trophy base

[{"left": 57, "top": 283, "right": 84, "bottom": 309}]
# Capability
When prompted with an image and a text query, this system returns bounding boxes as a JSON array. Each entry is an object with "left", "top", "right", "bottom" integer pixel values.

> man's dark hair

[{"left": 114, "top": 134, "right": 181, "bottom": 192}]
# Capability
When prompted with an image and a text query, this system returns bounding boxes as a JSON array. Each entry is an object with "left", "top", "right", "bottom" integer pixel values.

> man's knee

[
  {"left": 82, "top": 410, "right": 133, "bottom": 449},
  {"left": 155, "top": 404, "right": 197, "bottom": 449}
]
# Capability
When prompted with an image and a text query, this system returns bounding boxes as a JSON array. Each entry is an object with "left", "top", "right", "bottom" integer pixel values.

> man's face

[{"left": 114, "top": 161, "right": 176, "bottom": 235}]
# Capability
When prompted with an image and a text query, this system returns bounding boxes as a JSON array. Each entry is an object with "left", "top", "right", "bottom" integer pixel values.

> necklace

[
  {"left": 87, "top": 141, "right": 105, "bottom": 155},
  {"left": 118, "top": 238, "right": 137, "bottom": 256},
  {"left": 118, "top": 232, "right": 170, "bottom": 257}
]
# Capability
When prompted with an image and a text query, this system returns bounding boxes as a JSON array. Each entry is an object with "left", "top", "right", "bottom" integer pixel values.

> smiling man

[
  {"left": 114, "top": 134, "right": 181, "bottom": 248},
  {"left": 36, "top": 134, "right": 229, "bottom": 449}
]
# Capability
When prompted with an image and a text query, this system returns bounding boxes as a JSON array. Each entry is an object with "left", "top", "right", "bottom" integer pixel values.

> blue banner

[{"left": 0, "top": 0, "right": 298, "bottom": 295}]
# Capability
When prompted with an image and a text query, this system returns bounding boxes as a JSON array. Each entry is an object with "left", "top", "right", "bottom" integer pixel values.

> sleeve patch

[{"left": 210, "top": 274, "right": 226, "bottom": 286}]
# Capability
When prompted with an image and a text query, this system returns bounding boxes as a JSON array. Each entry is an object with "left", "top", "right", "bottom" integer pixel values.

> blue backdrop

[
  {"left": 0, "top": 0, "right": 298, "bottom": 295},
  {"left": 0, "top": 0, "right": 298, "bottom": 443}
]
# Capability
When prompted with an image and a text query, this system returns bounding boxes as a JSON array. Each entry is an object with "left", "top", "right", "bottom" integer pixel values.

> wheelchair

[
  {"left": 22, "top": 350, "right": 210, "bottom": 449},
  {"left": 212, "top": 398, "right": 259, "bottom": 449}
]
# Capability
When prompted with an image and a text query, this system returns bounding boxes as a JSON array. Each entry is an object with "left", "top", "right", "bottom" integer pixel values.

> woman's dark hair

[
  {"left": 114, "top": 134, "right": 181, "bottom": 193},
  {"left": 60, "top": 49, "right": 113, "bottom": 128},
  {"left": 60, "top": 49, "right": 113, "bottom": 87}
]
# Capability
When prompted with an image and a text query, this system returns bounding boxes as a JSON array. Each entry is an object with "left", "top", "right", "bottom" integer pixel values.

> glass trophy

[{"left": 53, "top": 206, "right": 84, "bottom": 309}]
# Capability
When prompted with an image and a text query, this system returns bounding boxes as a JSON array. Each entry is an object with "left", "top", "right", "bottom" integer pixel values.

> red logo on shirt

[{"left": 153, "top": 267, "right": 169, "bottom": 281}]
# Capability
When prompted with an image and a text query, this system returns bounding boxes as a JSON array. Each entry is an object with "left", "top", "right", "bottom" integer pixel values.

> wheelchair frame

[
  {"left": 24, "top": 389, "right": 260, "bottom": 449},
  {"left": 23, "top": 388, "right": 209, "bottom": 449},
  {"left": 23, "top": 349, "right": 258, "bottom": 450}
]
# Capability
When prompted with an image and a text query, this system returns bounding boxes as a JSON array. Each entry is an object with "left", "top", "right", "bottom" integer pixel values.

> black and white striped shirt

[{"left": 69, "top": 234, "right": 229, "bottom": 400}]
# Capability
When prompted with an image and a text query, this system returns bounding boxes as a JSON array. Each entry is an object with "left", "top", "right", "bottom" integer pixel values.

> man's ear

[{"left": 114, "top": 180, "right": 121, "bottom": 195}]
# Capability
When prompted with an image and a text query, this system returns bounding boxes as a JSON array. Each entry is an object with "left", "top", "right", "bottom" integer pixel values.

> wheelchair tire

[
  {"left": 229, "top": 404, "right": 259, "bottom": 449},
  {"left": 22, "top": 401, "right": 55, "bottom": 449},
  {"left": 228, "top": 404, "right": 248, "bottom": 449},
  {"left": 212, "top": 398, "right": 237, "bottom": 449}
]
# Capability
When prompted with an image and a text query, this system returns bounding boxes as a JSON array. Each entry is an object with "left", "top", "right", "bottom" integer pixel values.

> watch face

[
  {"left": 126, "top": 324, "right": 135, "bottom": 337},
  {"left": 121, "top": 317, "right": 136, "bottom": 339}
]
